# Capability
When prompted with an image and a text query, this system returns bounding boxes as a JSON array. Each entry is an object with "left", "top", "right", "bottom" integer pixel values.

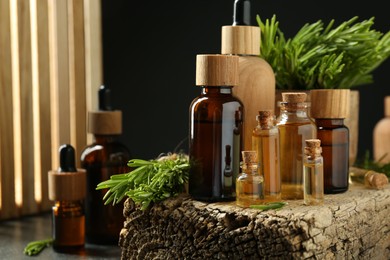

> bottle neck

[
  {"left": 201, "top": 86, "right": 233, "bottom": 95},
  {"left": 315, "top": 118, "right": 345, "bottom": 127},
  {"left": 242, "top": 163, "right": 259, "bottom": 174},
  {"left": 280, "top": 102, "right": 309, "bottom": 113},
  {"left": 93, "top": 134, "right": 120, "bottom": 144}
]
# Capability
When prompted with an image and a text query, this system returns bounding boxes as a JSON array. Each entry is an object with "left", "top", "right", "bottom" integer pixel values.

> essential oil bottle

[
  {"left": 189, "top": 54, "right": 244, "bottom": 202},
  {"left": 303, "top": 139, "right": 324, "bottom": 205},
  {"left": 252, "top": 110, "right": 281, "bottom": 201},
  {"left": 80, "top": 85, "right": 131, "bottom": 244},
  {"left": 236, "top": 150, "right": 265, "bottom": 207},
  {"left": 310, "top": 89, "right": 349, "bottom": 194},
  {"left": 276, "top": 92, "right": 317, "bottom": 199},
  {"left": 48, "top": 144, "right": 86, "bottom": 253}
]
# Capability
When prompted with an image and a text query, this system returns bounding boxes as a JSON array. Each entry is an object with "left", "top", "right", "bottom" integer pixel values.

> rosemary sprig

[
  {"left": 23, "top": 238, "right": 53, "bottom": 256},
  {"left": 257, "top": 15, "right": 390, "bottom": 90},
  {"left": 96, "top": 153, "right": 190, "bottom": 210},
  {"left": 249, "top": 201, "right": 287, "bottom": 211}
]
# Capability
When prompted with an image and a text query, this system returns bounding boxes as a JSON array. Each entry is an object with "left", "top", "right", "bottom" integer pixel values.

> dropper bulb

[
  {"left": 98, "top": 85, "right": 113, "bottom": 111},
  {"left": 233, "top": 0, "right": 251, "bottom": 26},
  {"left": 59, "top": 144, "right": 77, "bottom": 172}
]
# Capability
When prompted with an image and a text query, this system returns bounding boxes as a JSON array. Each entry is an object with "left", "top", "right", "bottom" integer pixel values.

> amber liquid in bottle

[
  {"left": 81, "top": 135, "right": 131, "bottom": 244},
  {"left": 277, "top": 102, "right": 316, "bottom": 200},
  {"left": 252, "top": 112, "right": 281, "bottom": 201},
  {"left": 316, "top": 119, "right": 349, "bottom": 194},
  {"left": 304, "top": 157, "right": 324, "bottom": 205},
  {"left": 52, "top": 201, "right": 85, "bottom": 252},
  {"left": 236, "top": 151, "right": 265, "bottom": 207},
  {"left": 189, "top": 87, "right": 243, "bottom": 202}
]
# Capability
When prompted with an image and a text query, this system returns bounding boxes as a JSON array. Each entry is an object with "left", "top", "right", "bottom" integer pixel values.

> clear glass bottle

[
  {"left": 236, "top": 150, "right": 264, "bottom": 207},
  {"left": 303, "top": 139, "right": 324, "bottom": 205},
  {"left": 310, "top": 89, "right": 349, "bottom": 194},
  {"left": 252, "top": 110, "right": 281, "bottom": 201},
  {"left": 49, "top": 144, "right": 86, "bottom": 253},
  {"left": 189, "top": 54, "right": 243, "bottom": 202},
  {"left": 80, "top": 85, "right": 131, "bottom": 245},
  {"left": 373, "top": 96, "right": 390, "bottom": 164},
  {"left": 276, "top": 92, "right": 317, "bottom": 200}
]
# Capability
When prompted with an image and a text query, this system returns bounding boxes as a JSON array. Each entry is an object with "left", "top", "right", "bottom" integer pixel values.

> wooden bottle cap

[
  {"left": 221, "top": 26, "right": 260, "bottom": 55},
  {"left": 281, "top": 92, "right": 307, "bottom": 103},
  {"left": 88, "top": 110, "right": 122, "bottom": 135},
  {"left": 196, "top": 54, "right": 239, "bottom": 86},
  {"left": 241, "top": 150, "right": 257, "bottom": 164},
  {"left": 48, "top": 169, "right": 86, "bottom": 201},
  {"left": 310, "top": 89, "right": 350, "bottom": 119},
  {"left": 385, "top": 96, "right": 390, "bottom": 117}
]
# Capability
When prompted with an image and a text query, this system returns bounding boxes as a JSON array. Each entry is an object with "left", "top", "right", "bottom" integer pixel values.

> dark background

[{"left": 101, "top": 0, "right": 390, "bottom": 163}]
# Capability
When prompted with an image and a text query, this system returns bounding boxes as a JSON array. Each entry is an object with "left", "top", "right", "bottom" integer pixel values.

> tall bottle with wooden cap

[
  {"left": 221, "top": 0, "right": 275, "bottom": 151},
  {"left": 276, "top": 92, "right": 316, "bottom": 199},
  {"left": 80, "top": 85, "right": 131, "bottom": 244},
  {"left": 49, "top": 144, "right": 86, "bottom": 252},
  {"left": 310, "top": 89, "right": 350, "bottom": 194},
  {"left": 373, "top": 96, "right": 390, "bottom": 164},
  {"left": 189, "top": 54, "right": 244, "bottom": 202},
  {"left": 303, "top": 139, "right": 324, "bottom": 205}
]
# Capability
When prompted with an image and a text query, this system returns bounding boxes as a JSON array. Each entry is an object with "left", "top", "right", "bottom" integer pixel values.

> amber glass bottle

[
  {"left": 303, "top": 139, "right": 324, "bottom": 205},
  {"left": 310, "top": 89, "right": 350, "bottom": 194},
  {"left": 236, "top": 150, "right": 264, "bottom": 207},
  {"left": 252, "top": 110, "right": 281, "bottom": 201},
  {"left": 189, "top": 54, "right": 243, "bottom": 202},
  {"left": 276, "top": 92, "right": 316, "bottom": 200},
  {"left": 49, "top": 144, "right": 86, "bottom": 253},
  {"left": 81, "top": 85, "right": 131, "bottom": 244}
]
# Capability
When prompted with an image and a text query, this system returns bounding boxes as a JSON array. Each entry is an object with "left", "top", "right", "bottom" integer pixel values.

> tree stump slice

[{"left": 119, "top": 184, "right": 390, "bottom": 259}]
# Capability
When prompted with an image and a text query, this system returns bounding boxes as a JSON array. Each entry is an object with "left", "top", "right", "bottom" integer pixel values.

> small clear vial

[
  {"left": 236, "top": 151, "right": 265, "bottom": 208},
  {"left": 303, "top": 139, "right": 324, "bottom": 205},
  {"left": 252, "top": 110, "right": 281, "bottom": 201}
]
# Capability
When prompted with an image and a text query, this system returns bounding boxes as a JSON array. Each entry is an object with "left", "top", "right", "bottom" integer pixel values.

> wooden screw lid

[
  {"left": 88, "top": 110, "right": 122, "bottom": 135},
  {"left": 48, "top": 169, "right": 86, "bottom": 201},
  {"left": 196, "top": 54, "right": 239, "bottom": 86},
  {"left": 385, "top": 96, "right": 390, "bottom": 117},
  {"left": 310, "top": 89, "right": 350, "bottom": 119},
  {"left": 221, "top": 26, "right": 260, "bottom": 55},
  {"left": 281, "top": 92, "right": 307, "bottom": 103}
]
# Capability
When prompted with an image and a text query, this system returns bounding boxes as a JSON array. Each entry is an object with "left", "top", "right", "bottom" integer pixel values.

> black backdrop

[{"left": 101, "top": 0, "right": 390, "bottom": 163}]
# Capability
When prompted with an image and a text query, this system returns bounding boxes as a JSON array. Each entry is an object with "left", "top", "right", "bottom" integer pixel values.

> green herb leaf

[
  {"left": 96, "top": 153, "right": 190, "bottom": 210},
  {"left": 249, "top": 201, "right": 288, "bottom": 211},
  {"left": 23, "top": 238, "right": 53, "bottom": 256}
]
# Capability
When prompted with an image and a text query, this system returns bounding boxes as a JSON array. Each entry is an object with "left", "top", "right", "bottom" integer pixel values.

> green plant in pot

[{"left": 256, "top": 15, "right": 390, "bottom": 165}]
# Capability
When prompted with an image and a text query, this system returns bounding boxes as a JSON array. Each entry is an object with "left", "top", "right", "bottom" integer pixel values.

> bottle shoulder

[{"left": 80, "top": 142, "right": 131, "bottom": 162}]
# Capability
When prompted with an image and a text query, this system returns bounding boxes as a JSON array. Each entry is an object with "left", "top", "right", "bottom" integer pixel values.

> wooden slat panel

[
  {"left": 0, "top": 0, "right": 17, "bottom": 220},
  {"left": 68, "top": 0, "right": 87, "bottom": 166},
  {"left": 84, "top": 0, "right": 103, "bottom": 145},
  {"left": 35, "top": 0, "right": 52, "bottom": 211}
]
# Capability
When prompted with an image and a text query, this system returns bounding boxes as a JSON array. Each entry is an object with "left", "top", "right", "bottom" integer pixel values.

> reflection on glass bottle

[{"left": 223, "top": 145, "right": 233, "bottom": 197}]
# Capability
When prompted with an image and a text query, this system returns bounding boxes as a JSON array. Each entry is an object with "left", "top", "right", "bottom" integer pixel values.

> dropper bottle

[
  {"left": 80, "top": 85, "right": 131, "bottom": 245},
  {"left": 48, "top": 144, "right": 86, "bottom": 253},
  {"left": 221, "top": 0, "right": 276, "bottom": 151}
]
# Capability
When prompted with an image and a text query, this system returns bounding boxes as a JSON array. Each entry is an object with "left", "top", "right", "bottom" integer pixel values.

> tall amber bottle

[
  {"left": 276, "top": 92, "right": 316, "bottom": 200},
  {"left": 48, "top": 144, "right": 86, "bottom": 253},
  {"left": 373, "top": 96, "right": 390, "bottom": 164},
  {"left": 252, "top": 110, "right": 281, "bottom": 201},
  {"left": 80, "top": 85, "right": 131, "bottom": 244},
  {"left": 189, "top": 54, "right": 244, "bottom": 202},
  {"left": 221, "top": 0, "right": 275, "bottom": 151},
  {"left": 310, "top": 89, "right": 350, "bottom": 194}
]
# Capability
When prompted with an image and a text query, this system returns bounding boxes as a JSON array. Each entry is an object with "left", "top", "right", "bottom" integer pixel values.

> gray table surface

[{"left": 0, "top": 212, "right": 121, "bottom": 259}]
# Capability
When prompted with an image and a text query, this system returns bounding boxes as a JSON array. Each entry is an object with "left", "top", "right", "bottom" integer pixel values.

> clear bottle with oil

[
  {"left": 303, "top": 139, "right": 324, "bottom": 205},
  {"left": 189, "top": 54, "right": 243, "bottom": 202},
  {"left": 80, "top": 85, "right": 131, "bottom": 245},
  {"left": 252, "top": 110, "right": 281, "bottom": 201},
  {"left": 310, "top": 89, "right": 349, "bottom": 194},
  {"left": 276, "top": 92, "right": 316, "bottom": 200},
  {"left": 236, "top": 151, "right": 264, "bottom": 207},
  {"left": 48, "top": 144, "right": 86, "bottom": 253}
]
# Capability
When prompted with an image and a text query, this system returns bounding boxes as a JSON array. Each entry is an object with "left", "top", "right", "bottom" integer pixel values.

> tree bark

[{"left": 119, "top": 184, "right": 390, "bottom": 259}]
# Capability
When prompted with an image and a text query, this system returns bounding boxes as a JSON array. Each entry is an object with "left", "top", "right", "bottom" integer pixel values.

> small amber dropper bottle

[{"left": 48, "top": 144, "right": 86, "bottom": 253}]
